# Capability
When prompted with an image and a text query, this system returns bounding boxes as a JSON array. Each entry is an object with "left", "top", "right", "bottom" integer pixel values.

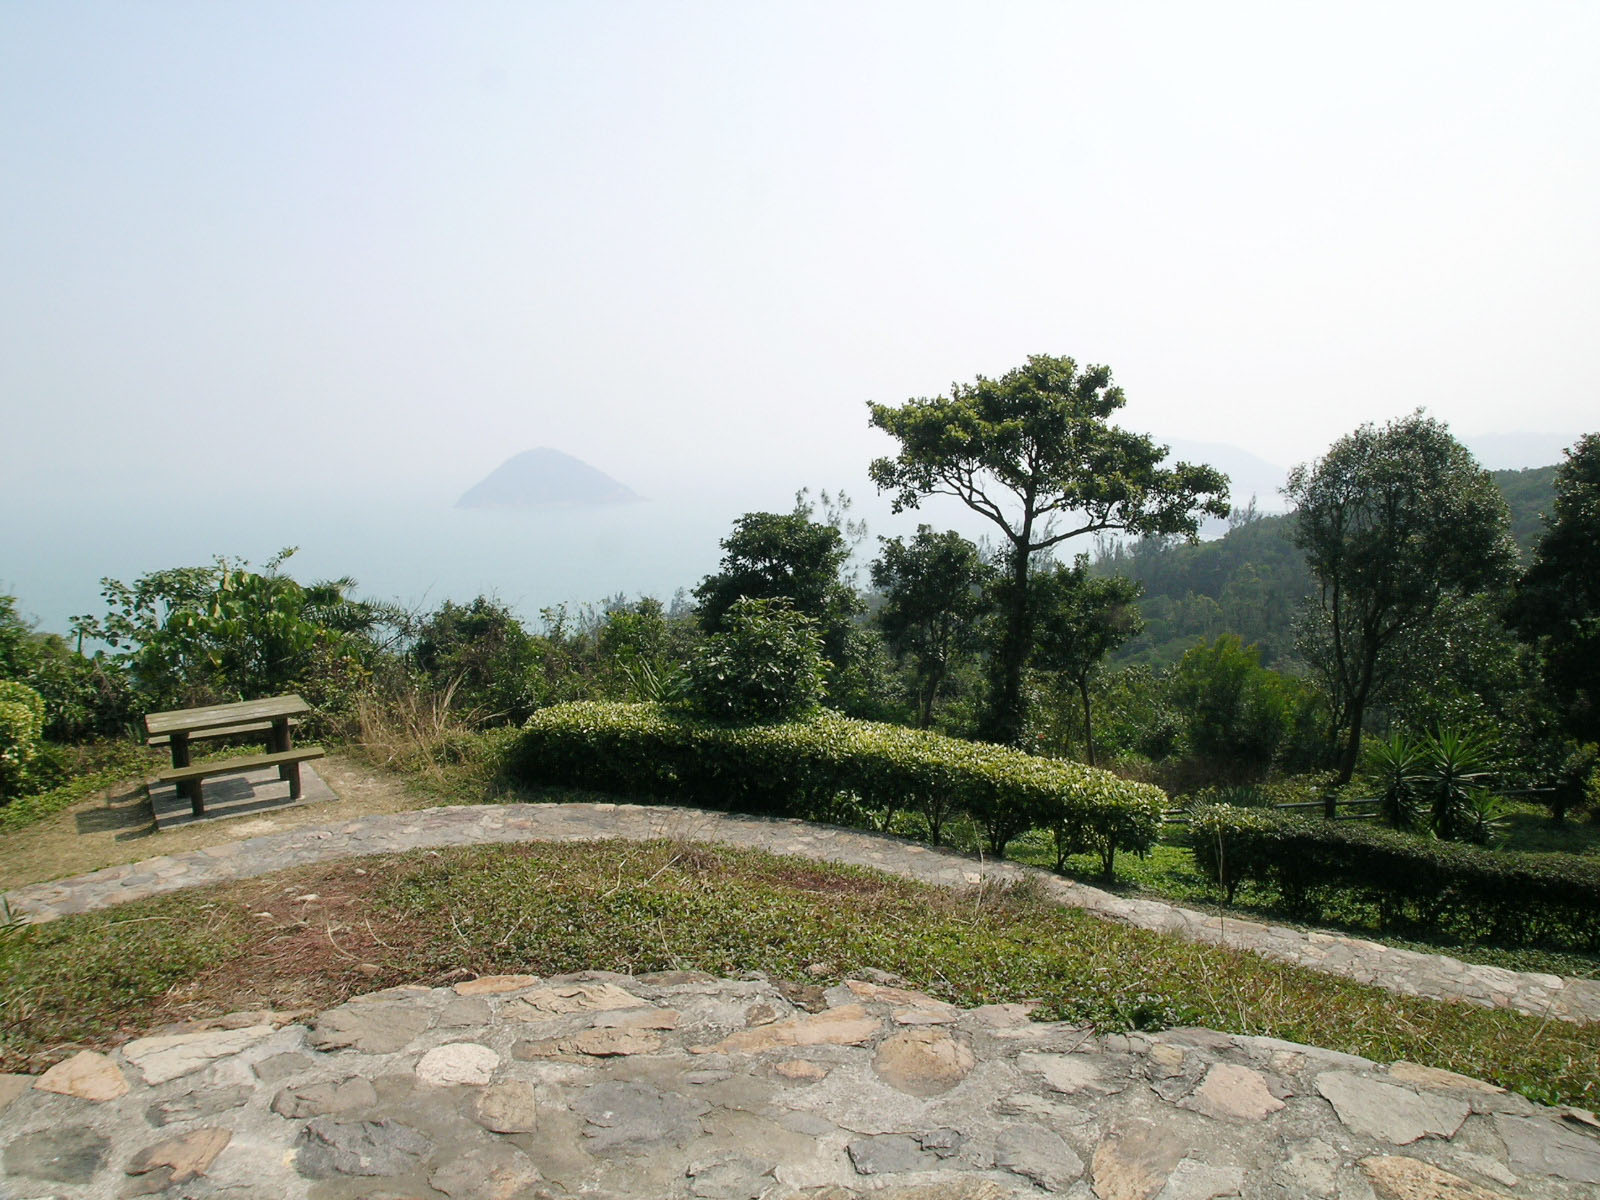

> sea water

[{"left": 3, "top": 482, "right": 989, "bottom": 638}]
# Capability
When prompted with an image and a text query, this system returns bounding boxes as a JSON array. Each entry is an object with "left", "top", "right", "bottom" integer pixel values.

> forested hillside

[{"left": 1101, "top": 466, "right": 1557, "bottom": 668}]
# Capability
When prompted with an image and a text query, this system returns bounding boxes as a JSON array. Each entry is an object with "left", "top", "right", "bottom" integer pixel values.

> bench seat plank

[{"left": 158, "top": 746, "right": 325, "bottom": 783}]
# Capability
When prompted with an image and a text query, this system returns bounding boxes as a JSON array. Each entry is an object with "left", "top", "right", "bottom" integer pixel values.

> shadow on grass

[{"left": 70, "top": 783, "right": 158, "bottom": 841}]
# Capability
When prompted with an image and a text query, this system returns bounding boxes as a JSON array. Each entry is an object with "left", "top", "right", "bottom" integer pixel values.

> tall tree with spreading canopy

[
  {"left": 870, "top": 526, "right": 990, "bottom": 728},
  {"left": 868, "top": 354, "right": 1228, "bottom": 744},
  {"left": 1286, "top": 411, "right": 1516, "bottom": 784},
  {"left": 1029, "top": 555, "right": 1143, "bottom": 765},
  {"left": 1508, "top": 432, "right": 1600, "bottom": 743}
]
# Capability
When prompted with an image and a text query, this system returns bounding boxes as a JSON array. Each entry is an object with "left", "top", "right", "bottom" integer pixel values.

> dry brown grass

[{"left": 0, "top": 755, "right": 436, "bottom": 891}]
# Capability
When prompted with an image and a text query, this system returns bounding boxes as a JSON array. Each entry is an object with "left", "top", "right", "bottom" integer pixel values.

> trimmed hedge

[
  {"left": 510, "top": 701, "right": 1165, "bottom": 868},
  {"left": 1189, "top": 803, "right": 1600, "bottom": 951}
]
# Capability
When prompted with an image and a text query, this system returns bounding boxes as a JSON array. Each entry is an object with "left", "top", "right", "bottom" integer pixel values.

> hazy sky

[{"left": 3, "top": 1, "right": 1596, "bottom": 508}]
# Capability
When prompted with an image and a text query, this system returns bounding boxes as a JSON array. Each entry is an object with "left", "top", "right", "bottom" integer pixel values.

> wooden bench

[{"left": 158, "top": 746, "right": 326, "bottom": 816}]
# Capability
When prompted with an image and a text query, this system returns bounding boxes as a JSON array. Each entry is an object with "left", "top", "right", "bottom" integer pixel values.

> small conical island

[{"left": 456, "top": 448, "right": 642, "bottom": 509}]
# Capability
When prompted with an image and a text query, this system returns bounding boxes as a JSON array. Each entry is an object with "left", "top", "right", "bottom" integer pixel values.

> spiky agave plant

[
  {"left": 1361, "top": 731, "right": 1427, "bottom": 832},
  {"left": 1419, "top": 726, "right": 1501, "bottom": 843}
]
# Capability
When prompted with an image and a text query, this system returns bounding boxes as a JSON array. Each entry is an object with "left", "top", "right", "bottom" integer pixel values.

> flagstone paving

[
  {"left": 4, "top": 971, "right": 1599, "bottom": 1199},
  {"left": 5, "top": 803, "right": 1598, "bottom": 1026}
]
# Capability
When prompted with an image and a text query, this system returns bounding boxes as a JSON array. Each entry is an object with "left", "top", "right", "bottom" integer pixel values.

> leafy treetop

[{"left": 867, "top": 354, "right": 1230, "bottom": 553}]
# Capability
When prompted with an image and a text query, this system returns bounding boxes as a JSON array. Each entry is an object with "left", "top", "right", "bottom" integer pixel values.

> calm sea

[{"left": 3, "top": 483, "right": 990, "bottom": 639}]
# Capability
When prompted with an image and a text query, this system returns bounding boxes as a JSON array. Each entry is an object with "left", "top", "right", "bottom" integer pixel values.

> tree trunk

[
  {"left": 981, "top": 544, "right": 1033, "bottom": 746},
  {"left": 1078, "top": 676, "right": 1096, "bottom": 767},
  {"left": 919, "top": 664, "right": 945, "bottom": 729},
  {"left": 1334, "top": 693, "right": 1368, "bottom": 789}
]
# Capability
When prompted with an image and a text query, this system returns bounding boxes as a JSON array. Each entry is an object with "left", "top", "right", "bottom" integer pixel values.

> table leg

[
  {"left": 273, "top": 718, "right": 293, "bottom": 781},
  {"left": 171, "top": 732, "right": 190, "bottom": 769}
]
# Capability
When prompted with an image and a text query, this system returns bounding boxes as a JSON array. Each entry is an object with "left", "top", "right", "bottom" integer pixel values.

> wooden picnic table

[
  {"left": 145, "top": 694, "right": 310, "bottom": 768},
  {"left": 144, "top": 695, "right": 322, "bottom": 817}
]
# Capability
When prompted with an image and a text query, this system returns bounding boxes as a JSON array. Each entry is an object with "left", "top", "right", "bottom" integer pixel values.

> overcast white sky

[{"left": 2, "top": 1, "right": 1596, "bottom": 508}]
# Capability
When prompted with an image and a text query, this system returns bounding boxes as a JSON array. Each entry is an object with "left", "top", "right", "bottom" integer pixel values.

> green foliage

[
  {"left": 1029, "top": 556, "right": 1143, "bottom": 767},
  {"left": 596, "top": 598, "right": 671, "bottom": 682},
  {"left": 686, "top": 598, "right": 829, "bottom": 723},
  {"left": 1188, "top": 803, "right": 1600, "bottom": 952},
  {"left": 694, "top": 506, "right": 859, "bottom": 663},
  {"left": 23, "top": 640, "right": 135, "bottom": 742},
  {"left": 1077, "top": 665, "right": 1181, "bottom": 762},
  {"left": 1169, "top": 635, "right": 1324, "bottom": 778},
  {"left": 1187, "top": 803, "right": 1282, "bottom": 903},
  {"left": 412, "top": 596, "right": 545, "bottom": 724},
  {"left": 1509, "top": 433, "right": 1600, "bottom": 743},
  {"left": 1287, "top": 412, "right": 1517, "bottom": 781},
  {"left": 1376, "top": 592, "right": 1532, "bottom": 744},
  {"left": 824, "top": 625, "right": 909, "bottom": 724},
  {"left": 1360, "top": 728, "right": 1502, "bottom": 843},
  {"left": 1417, "top": 727, "right": 1502, "bottom": 844},
  {"left": 868, "top": 353, "right": 1228, "bottom": 745},
  {"left": 871, "top": 526, "right": 990, "bottom": 728},
  {"left": 1361, "top": 732, "right": 1427, "bottom": 831},
  {"left": 0, "top": 680, "right": 46, "bottom": 799},
  {"left": 510, "top": 700, "right": 1167, "bottom": 865},
  {"left": 1, "top": 596, "right": 133, "bottom": 742},
  {"left": 0, "top": 597, "right": 33, "bottom": 680},
  {"left": 0, "top": 899, "right": 32, "bottom": 985},
  {"left": 0, "top": 740, "right": 160, "bottom": 832},
  {"left": 1101, "top": 468, "right": 1555, "bottom": 672},
  {"left": 1099, "top": 512, "right": 1310, "bottom": 668},
  {"left": 1492, "top": 465, "right": 1560, "bottom": 561},
  {"left": 1546, "top": 743, "right": 1599, "bottom": 824},
  {"left": 79, "top": 551, "right": 401, "bottom": 719}
]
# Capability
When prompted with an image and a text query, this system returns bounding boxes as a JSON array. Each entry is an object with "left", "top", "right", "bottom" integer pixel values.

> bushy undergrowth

[
  {"left": 1189, "top": 803, "right": 1600, "bottom": 951},
  {"left": 511, "top": 701, "right": 1165, "bottom": 870}
]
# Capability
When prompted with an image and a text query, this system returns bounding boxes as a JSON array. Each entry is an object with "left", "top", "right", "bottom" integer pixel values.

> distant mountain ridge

[{"left": 457, "top": 448, "right": 642, "bottom": 510}]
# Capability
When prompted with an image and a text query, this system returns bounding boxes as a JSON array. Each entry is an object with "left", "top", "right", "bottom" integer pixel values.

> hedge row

[
  {"left": 509, "top": 701, "right": 1166, "bottom": 873},
  {"left": 1189, "top": 804, "right": 1600, "bottom": 951}
]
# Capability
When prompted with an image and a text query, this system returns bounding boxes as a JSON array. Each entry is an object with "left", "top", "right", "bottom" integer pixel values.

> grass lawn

[
  {"left": 1499, "top": 800, "right": 1600, "bottom": 857},
  {"left": 2, "top": 839, "right": 1597, "bottom": 1111}
]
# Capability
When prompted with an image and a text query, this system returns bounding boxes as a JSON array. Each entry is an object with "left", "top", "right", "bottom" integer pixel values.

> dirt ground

[{"left": 0, "top": 755, "right": 439, "bottom": 891}]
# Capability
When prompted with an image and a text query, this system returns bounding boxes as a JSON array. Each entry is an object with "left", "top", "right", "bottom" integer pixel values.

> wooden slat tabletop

[{"left": 144, "top": 694, "right": 310, "bottom": 736}]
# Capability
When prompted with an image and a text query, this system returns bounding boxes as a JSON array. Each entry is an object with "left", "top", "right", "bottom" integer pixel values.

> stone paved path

[
  {"left": 5, "top": 803, "right": 1599, "bottom": 1026},
  {"left": 5, "top": 971, "right": 1599, "bottom": 1199}
]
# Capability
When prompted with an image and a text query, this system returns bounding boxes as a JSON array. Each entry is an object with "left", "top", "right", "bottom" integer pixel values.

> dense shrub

[
  {"left": 1, "top": 596, "right": 135, "bottom": 741},
  {"left": 1189, "top": 803, "right": 1600, "bottom": 950},
  {"left": 0, "top": 680, "right": 46, "bottom": 799},
  {"left": 686, "top": 598, "right": 828, "bottom": 723},
  {"left": 510, "top": 701, "right": 1166, "bottom": 867},
  {"left": 412, "top": 596, "right": 545, "bottom": 724},
  {"left": 1170, "top": 635, "right": 1324, "bottom": 778}
]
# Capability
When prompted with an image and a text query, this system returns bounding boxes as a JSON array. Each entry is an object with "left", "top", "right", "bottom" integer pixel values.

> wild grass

[
  {"left": 351, "top": 680, "right": 520, "bottom": 803},
  {"left": 3, "top": 839, "right": 1596, "bottom": 1109}
]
